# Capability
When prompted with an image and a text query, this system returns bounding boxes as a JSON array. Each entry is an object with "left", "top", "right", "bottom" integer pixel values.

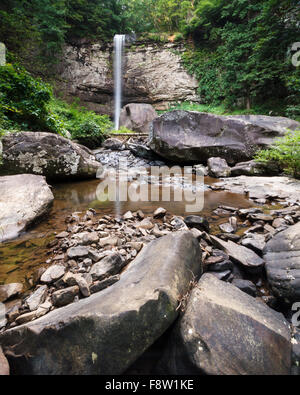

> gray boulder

[
  {"left": 149, "top": 111, "right": 299, "bottom": 164},
  {"left": 0, "top": 132, "right": 102, "bottom": 181},
  {"left": 0, "top": 231, "right": 202, "bottom": 375},
  {"left": 0, "top": 283, "right": 23, "bottom": 303},
  {"left": 0, "top": 175, "right": 54, "bottom": 242},
  {"left": 231, "top": 160, "right": 281, "bottom": 177},
  {"left": 264, "top": 222, "right": 300, "bottom": 302},
  {"left": 120, "top": 103, "right": 157, "bottom": 134},
  {"left": 208, "top": 157, "right": 231, "bottom": 178},
  {"left": 158, "top": 274, "right": 291, "bottom": 375}
]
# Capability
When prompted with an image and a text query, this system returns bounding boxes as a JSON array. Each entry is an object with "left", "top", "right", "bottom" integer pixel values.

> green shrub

[
  {"left": 255, "top": 130, "right": 300, "bottom": 179},
  {"left": 49, "top": 99, "right": 112, "bottom": 148}
]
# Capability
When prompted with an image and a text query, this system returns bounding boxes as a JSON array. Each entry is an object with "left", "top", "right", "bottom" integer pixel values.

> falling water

[{"left": 114, "top": 34, "right": 126, "bottom": 130}]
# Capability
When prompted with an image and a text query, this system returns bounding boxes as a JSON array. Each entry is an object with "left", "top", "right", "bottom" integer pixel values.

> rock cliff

[{"left": 56, "top": 41, "right": 199, "bottom": 116}]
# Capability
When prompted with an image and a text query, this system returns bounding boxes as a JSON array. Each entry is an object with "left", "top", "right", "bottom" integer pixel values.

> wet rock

[
  {"left": 0, "top": 232, "right": 201, "bottom": 375},
  {"left": 211, "top": 236, "right": 265, "bottom": 273},
  {"left": 208, "top": 157, "right": 231, "bottom": 178},
  {"left": 184, "top": 216, "right": 210, "bottom": 233},
  {"left": 0, "top": 283, "right": 23, "bottom": 303},
  {"left": 90, "top": 253, "right": 125, "bottom": 281},
  {"left": 232, "top": 279, "right": 257, "bottom": 297},
  {"left": 40, "top": 265, "right": 65, "bottom": 284},
  {"left": 51, "top": 286, "right": 79, "bottom": 308},
  {"left": 159, "top": 274, "right": 291, "bottom": 375},
  {"left": 0, "top": 346, "right": 9, "bottom": 375},
  {"left": 149, "top": 111, "right": 299, "bottom": 164},
  {"left": 0, "top": 174, "right": 54, "bottom": 243},
  {"left": 264, "top": 222, "right": 300, "bottom": 302},
  {"left": 0, "top": 131, "right": 102, "bottom": 181},
  {"left": 90, "top": 275, "right": 120, "bottom": 294},
  {"left": 67, "top": 246, "right": 89, "bottom": 260},
  {"left": 153, "top": 207, "right": 167, "bottom": 219},
  {"left": 25, "top": 286, "right": 48, "bottom": 311},
  {"left": 120, "top": 103, "right": 157, "bottom": 134}
]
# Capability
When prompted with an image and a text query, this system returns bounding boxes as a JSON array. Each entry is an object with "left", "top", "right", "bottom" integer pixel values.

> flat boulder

[
  {"left": 0, "top": 231, "right": 202, "bottom": 375},
  {"left": 120, "top": 103, "right": 157, "bottom": 134},
  {"left": 264, "top": 222, "right": 300, "bottom": 302},
  {"left": 0, "top": 175, "right": 54, "bottom": 242},
  {"left": 149, "top": 111, "right": 299, "bottom": 164},
  {"left": 0, "top": 131, "right": 102, "bottom": 181},
  {"left": 159, "top": 274, "right": 291, "bottom": 375},
  {"left": 208, "top": 157, "right": 231, "bottom": 178}
]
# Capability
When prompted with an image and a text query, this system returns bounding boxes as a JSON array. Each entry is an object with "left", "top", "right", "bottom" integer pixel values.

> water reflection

[{"left": 0, "top": 178, "right": 255, "bottom": 286}]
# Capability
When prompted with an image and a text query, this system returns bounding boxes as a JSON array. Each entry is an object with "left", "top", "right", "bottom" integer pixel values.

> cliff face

[{"left": 56, "top": 41, "right": 199, "bottom": 116}]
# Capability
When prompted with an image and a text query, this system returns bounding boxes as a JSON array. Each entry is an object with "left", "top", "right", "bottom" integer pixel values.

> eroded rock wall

[{"left": 56, "top": 41, "right": 199, "bottom": 116}]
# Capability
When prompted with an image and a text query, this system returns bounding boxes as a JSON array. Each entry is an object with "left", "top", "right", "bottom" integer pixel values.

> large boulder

[
  {"left": 0, "top": 132, "right": 103, "bottom": 181},
  {"left": 0, "top": 175, "right": 54, "bottom": 242},
  {"left": 159, "top": 274, "right": 291, "bottom": 375},
  {"left": 120, "top": 103, "right": 157, "bottom": 134},
  {"left": 264, "top": 222, "right": 300, "bottom": 302},
  {"left": 149, "top": 111, "right": 300, "bottom": 164},
  {"left": 0, "top": 232, "right": 202, "bottom": 375}
]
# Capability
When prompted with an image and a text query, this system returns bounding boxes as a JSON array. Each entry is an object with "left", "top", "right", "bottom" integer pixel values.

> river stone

[
  {"left": 184, "top": 216, "right": 210, "bottom": 233},
  {"left": 25, "top": 286, "right": 48, "bottom": 311},
  {"left": 0, "top": 131, "right": 102, "bottom": 181},
  {"left": 67, "top": 246, "right": 89, "bottom": 259},
  {"left": 0, "top": 232, "right": 201, "bottom": 375},
  {"left": 211, "top": 235, "right": 265, "bottom": 273},
  {"left": 264, "top": 222, "right": 300, "bottom": 302},
  {"left": 90, "top": 253, "right": 125, "bottom": 281},
  {"left": 0, "top": 347, "right": 9, "bottom": 375},
  {"left": 231, "top": 160, "right": 281, "bottom": 177},
  {"left": 120, "top": 103, "right": 157, "bottom": 134},
  {"left": 40, "top": 265, "right": 65, "bottom": 284},
  {"left": 51, "top": 286, "right": 79, "bottom": 308},
  {"left": 0, "top": 174, "right": 54, "bottom": 243},
  {"left": 0, "top": 283, "right": 23, "bottom": 303},
  {"left": 73, "top": 232, "right": 99, "bottom": 246},
  {"left": 102, "top": 138, "right": 123, "bottom": 151},
  {"left": 158, "top": 274, "right": 291, "bottom": 375},
  {"left": 241, "top": 234, "right": 266, "bottom": 255},
  {"left": 207, "top": 157, "right": 231, "bottom": 178},
  {"left": 149, "top": 111, "right": 300, "bottom": 164}
]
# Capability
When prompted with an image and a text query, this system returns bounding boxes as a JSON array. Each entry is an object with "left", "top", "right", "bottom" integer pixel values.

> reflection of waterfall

[{"left": 114, "top": 34, "right": 126, "bottom": 130}]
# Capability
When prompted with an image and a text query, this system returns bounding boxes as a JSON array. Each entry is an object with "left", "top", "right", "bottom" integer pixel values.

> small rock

[
  {"left": 16, "top": 311, "right": 37, "bottom": 325},
  {"left": 232, "top": 279, "right": 257, "bottom": 297},
  {"left": 210, "top": 270, "right": 232, "bottom": 281},
  {"left": 25, "top": 285, "right": 48, "bottom": 311},
  {"left": 137, "top": 218, "right": 154, "bottom": 230},
  {"left": 219, "top": 223, "right": 235, "bottom": 234},
  {"left": 67, "top": 246, "right": 89, "bottom": 259},
  {"left": 99, "top": 236, "right": 119, "bottom": 247},
  {"left": 153, "top": 207, "right": 167, "bottom": 219},
  {"left": 206, "top": 260, "right": 233, "bottom": 273},
  {"left": 90, "top": 253, "right": 125, "bottom": 281},
  {"left": 90, "top": 275, "right": 120, "bottom": 294},
  {"left": 208, "top": 157, "right": 231, "bottom": 178},
  {"left": 51, "top": 286, "right": 79, "bottom": 307},
  {"left": 123, "top": 211, "right": 134, "bottom": 220},
  {"left": 184, "top": 216, "right": 210, "bottom": 233},
  {"left": 241, "top": 234, "right": 266, "bottom": 255},
  {"left": 74, "top": 232, "right": 99, "bottom": 245},
  {"left": 35, "top": 300, "right": 52, "bottom": 318},
  {"left": 0, "top": 283, "right": 23, "bottom": 303},
  {"left": 136, "top": 210, "right": 145, "bottom": 220},
  {"left": 248, "top": 214, "right": 274, "bottom": 223},
  {"left": 272, "top": 218, "right": 287, "bottom": 229},
  {"left": 56, "top": 232, "right": 69, "bottom": 239},
  {"left": 40, "top": 265, "right": 65, "bottom": 284}
]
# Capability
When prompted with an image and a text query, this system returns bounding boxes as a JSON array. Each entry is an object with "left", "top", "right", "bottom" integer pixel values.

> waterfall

[{"left": 114, "top": 34, "right": 125, "bottom": 130}]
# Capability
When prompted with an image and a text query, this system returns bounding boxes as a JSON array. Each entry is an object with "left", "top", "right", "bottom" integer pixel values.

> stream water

[{"left": 0, "top": 177, "right": 256, "bottom": 288}]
